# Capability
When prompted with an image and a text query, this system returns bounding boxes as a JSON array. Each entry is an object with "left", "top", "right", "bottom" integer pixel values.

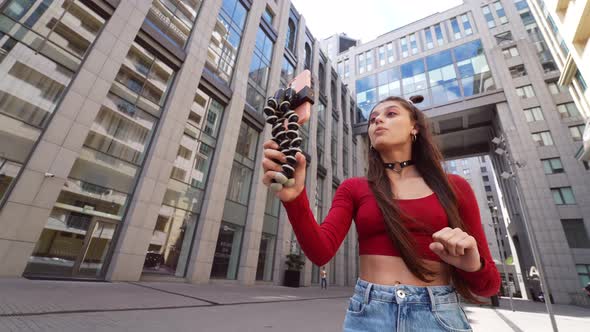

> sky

[{"left": 290, "top": 0, "right": 464, "bottom": 43}]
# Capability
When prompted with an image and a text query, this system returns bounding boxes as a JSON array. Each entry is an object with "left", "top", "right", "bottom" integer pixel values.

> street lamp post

[
  {"left": 488, "top": 203, "right": 515, "bottom": 311},
  {"left": 492, "top": 136, "right": 558, "bottom": 332}
]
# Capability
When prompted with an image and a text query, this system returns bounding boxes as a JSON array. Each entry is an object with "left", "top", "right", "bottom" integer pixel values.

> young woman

[{"left": 262, "top": 96, "right": 500, "bottom": 331}]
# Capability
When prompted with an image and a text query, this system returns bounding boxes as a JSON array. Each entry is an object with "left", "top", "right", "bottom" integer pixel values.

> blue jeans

[{"left": 343, "top": 279, "right": 472, "bottom": 332}]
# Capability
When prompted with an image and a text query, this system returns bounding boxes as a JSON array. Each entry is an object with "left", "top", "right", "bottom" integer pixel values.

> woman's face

[{"left": 368, "top": 100, "right": 416, "bottom": 150}]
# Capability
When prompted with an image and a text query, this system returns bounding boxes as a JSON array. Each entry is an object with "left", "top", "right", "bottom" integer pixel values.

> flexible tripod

[{"left": 263, "top": 75, "right": 314, "bottom": 192}]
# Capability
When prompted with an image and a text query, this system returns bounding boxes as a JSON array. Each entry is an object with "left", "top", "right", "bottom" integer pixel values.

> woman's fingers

[
  {"left": 432, "top": 227, "right": 472, "bottom": 256},
  {"left": 262, "top": 157, "right": 283, "bottom": 173},
  {"left": 262, "top": 171, "right": 277, "bottom": 186},
  {"left": 264, "top": 148, "right": 287, "bottom": 163},
  {"left": 263, "top": 140, "right": 279, "bottom": 149}
]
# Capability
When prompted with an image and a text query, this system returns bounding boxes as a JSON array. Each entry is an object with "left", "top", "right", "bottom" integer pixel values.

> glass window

[
  {"left": 146, "top": 0, "right": 203, "bottom": 49},
  {"left": 552, "top": 187, "right": 576, "bottom": 205},
  {"left": 542, "top": 158, "right": 564, "bottom": 174},
  {"left": 206, "top": 0, "right": 248, "bottom": 83},
  {"left": 503, "top": 46, "right": 519, "bottom": 58},
  {"left": 547, "top": 82, "right": 562, "bottom": 94},
  {"left": 450, "top": 17, "right": 461, "bottom": 40},
  {"left": 400, "top": 37, "right": 408, "bottom": 58},
  {"left": 247, "top": 26, "right": 274, "bottom": 112},
  {"left": 495, "top": 31, "right": 513, "bottom": 46},
  {"left": 280, "top": 56, "right": 295, "bottom": 87},
  {"left": 263, "top": 6, "right": 274, "bottom": 25},
  {"left": 387, "top": 42, "right": 395, "bottom": 63},
  {"left": 494, "top": 1, "right": 508, "bottom": 24},
  {"left": 425, "top": 28, "right": 434, "bottom": 49},
  {"left": 337, "top": 61, "right": 344, "bottom": 76},
  {"left": 300, "top": 119, "right": 309, "bottom": 153},
  {"left": 378, "top": 45, "right": 386, "bottom": 66},
  {"left": 317, "top": 103, "right": 326, "bottom": 165},
  {"left": 234, "top": 121, "right": 259, "bottom": 164},
  {"left": 531, "top": 131, "right": 554, "bottom": 146},
  {"left": 516, "top": 85, "right": 535, "bottom": 98},
  {"left": 0, "top": 1, "right": 106, "bottom": 205},
  {"left": 211, "top": 222, "right": 243, "bottom": 279},
  {"left": 331, "top": 114, "right": 338, "bottom": 171},
  {"left": 556, "top": 102, "right": 580, "bottom": 119},
  {"left": 344, "top": 58, "right": 350, "bottom": 78},
  {"left": 356, "top": 75, "right": 378, "bottom": 120},
  {"left": 256, "top": 231, "right": 276, "bottom": 281},
  {"left": 576, "top": 264, "right": 590, "bottom": 287},
  {"left": 401, "top": 59, "right": 426, "bottom": 95},
  {"left": 365, "top": 50, "right": 373, "bottom": 72},
  {"left": 523, "top": 107, "right": 544, "bottom": 122},
  {"left": 569, "top": 125, "right": 585, "bottom": 141},
  {"left": 434, "top": 24, "right": 444, "bottom": 46},
  {"left": 286, "top": 18, "right": 297, "bottom": 52},
  {"left": 304, "top": 43, "right": 312, "bottom": 70},
  {"left": 482, "top": 6, "right": 496, "bottom": 29},
  {"left": 461, "top": 14, "right": 473, "bottom": 35},
  {"left": 509, "top": 64, "right": 527, "bottom": 78},
  {"left": 357, "top": 52, "right": 365, "bottom": 74},
  {"left": 409, "top": 33, "right": 418, "bottom": 55},
  {"left": 26, "top": 38, "right": 177, "bottom": 278},
  {"left": 319, "top": 62, "right": 326, "bottom": 94},
  {"left": 427, "top": 50, "right": 460, "bottom": 105},
  {"left": 454, "top": 40, "right": 495, "bottom": 97},
  {"left": 514, "top": 0, "right": 529, "bottom": 11},
  {"left": 315, "top": 176, "right": 324, "bottom": 220},
  {"left": 575, "top": 70, "right": 587, "bottom": 92}
]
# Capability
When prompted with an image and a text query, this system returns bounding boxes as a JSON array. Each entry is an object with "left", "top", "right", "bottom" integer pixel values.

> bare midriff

[{"left": 359, "top": 255, "right": 451, "bottom": 286}]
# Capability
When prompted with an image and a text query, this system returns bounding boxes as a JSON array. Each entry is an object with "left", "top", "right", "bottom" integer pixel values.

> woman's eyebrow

[{"left": 370, "top": 104, "right": 400, "bottom": 118}]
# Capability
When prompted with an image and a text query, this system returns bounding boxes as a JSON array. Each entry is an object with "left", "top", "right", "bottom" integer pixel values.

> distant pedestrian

[
  {"left": 584, "top": 282, "right": 590, "bottom": 297},
  {"left": 321, "top": 267, "right": 328, "bottom": 289}
]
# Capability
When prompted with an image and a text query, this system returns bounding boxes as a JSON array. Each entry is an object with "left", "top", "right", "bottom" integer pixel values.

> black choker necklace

[{"left": 384, "top": 160, "right": 414, "bottom": 173}]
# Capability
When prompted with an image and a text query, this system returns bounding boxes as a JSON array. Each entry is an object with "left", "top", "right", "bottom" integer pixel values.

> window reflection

[
  {"left": 145, "top": 0, "right": 203, "bottom": 49},
  {"left": 0, "top": 0, "right": 105, "bottom": 205},
  {"left": 27, "top": 40, "right": 176, "bottom": 278},
  {"left": 144, "top": 88, "right": 224, "bottom": 277},
  {"left": 427, "top": 50, "right": 460, "bottom": 105},
  {"left": 454, "top": 40, "right": 495, "bottom": 96},
  {"left": 206, "top": 0, "right": 248, "bottom": 83}
]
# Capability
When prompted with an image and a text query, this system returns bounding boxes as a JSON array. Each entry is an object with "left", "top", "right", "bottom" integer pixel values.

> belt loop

[
  {"left": 363, "top": 283, "right": 373, "bottom": 305},
  {"left": 427, "top": 287, "right": 437, "bottom": 311}
]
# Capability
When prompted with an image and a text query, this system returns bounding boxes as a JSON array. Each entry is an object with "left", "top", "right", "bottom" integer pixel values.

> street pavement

[{"left": 0, "top": 278, "right": 588, "bottom": 331}]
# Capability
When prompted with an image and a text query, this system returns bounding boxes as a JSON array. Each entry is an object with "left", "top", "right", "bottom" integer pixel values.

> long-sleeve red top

[{"left": 282, "top": 174, "right": 500, "bottom": 297}]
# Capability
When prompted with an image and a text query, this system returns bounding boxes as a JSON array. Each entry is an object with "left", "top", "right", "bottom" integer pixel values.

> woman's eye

[
  {"left": 387, "top": 111, "right": 396, "bottom": 117},
  {"left": 369, "top": 117, "right": 376, "bottom": 123}
]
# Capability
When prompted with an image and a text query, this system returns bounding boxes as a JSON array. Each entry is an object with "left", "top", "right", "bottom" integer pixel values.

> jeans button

[{"left": 396, "top": 290, "right": 406, "bottom": 299}]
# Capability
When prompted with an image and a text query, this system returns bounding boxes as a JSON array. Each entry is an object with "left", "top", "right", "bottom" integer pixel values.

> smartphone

[{"left": 288, "top": 69, "right": 313, "bottom": 125}]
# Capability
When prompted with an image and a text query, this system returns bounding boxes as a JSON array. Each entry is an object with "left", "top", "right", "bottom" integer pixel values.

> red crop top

[{"left": 282, "top": 174, "right": 500, "bottom": 297}]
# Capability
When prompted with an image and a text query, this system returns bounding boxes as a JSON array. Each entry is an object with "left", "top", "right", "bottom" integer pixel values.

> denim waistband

[{"left": 353, "top": 278, "right": 459, "bottom": 306}]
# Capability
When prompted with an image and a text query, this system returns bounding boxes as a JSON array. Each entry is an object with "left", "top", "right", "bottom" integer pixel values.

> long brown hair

[{"left": 366, "top": 95, "right": 479, "bottom": 303}]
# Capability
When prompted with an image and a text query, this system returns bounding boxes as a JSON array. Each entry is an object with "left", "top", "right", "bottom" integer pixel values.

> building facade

[
  {"left": 445, "top": 156, "right": 528, "bottom": 298},
  {"left": 335, "top": 0, "right": 590, "bottom": 305},
  {"left": 0, "top": 0, "right": 360, "bottom": 288},
  {"left": 526, "top": 0, "right": 590, "bottom": 161}
]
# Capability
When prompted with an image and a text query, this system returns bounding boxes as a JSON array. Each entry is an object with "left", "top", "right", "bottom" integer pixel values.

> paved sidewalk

[{"left": 0, "top": 278, "right": 588, "bottom": 331}]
